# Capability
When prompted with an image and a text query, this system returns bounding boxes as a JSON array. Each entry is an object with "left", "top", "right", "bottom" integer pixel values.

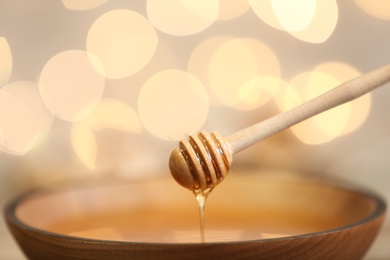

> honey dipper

[{"left": 169, "top": 65, "right": 390, "bottom": 192}]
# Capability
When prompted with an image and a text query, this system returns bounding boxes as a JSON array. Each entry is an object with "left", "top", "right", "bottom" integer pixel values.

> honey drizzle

[{"left": 194, "top": 188, "right": 212, "bottom": 243}]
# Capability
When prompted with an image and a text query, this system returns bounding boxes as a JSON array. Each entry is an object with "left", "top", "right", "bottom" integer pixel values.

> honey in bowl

[{"left": 8, "top": 169, "right": 384, "bottom": 254}]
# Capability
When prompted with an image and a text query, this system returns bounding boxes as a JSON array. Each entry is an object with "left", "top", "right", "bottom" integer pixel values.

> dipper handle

[
  {"left": 169, "top": 64, "right": 390, "bottom": 192},
  {"left": 226, "top": 64, "right": 390, "bottom": 154}
]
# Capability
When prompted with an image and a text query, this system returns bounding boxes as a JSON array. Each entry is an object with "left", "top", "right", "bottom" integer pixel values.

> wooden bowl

[{"left": 4, "top": 169, "right": 386, "bottom": 260}]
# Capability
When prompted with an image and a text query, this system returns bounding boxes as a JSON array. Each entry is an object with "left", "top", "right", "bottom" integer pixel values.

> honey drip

[{"left": 194, "top": 188, "right": 212, "bottom": 243}]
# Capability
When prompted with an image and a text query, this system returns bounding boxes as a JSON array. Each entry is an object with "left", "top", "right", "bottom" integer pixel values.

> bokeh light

[
  {"left": 71, "top": 99, "right": 141, "bottom": 169},
  {"left": 187, "top": 35, "right": 231, "bottom": 106},
  {"left": 306, "top": 72, "right": 351, "bottom": 137},
  {"left": 0, "top": 37, "right": 12, "bottom": 86},
  {"left": 249, "top": 0, "right": 284, "bottom": 30},
  {"left": 62, "top": 0, "right": 108, "bottom": 11},
  {"left": 147, "top": 0, "right": 219, "bottom": 36},
  {"left": 282, "top": 71, "right": 349, "bottom": 144},
  {"left": 1, "top": 2, "right": 390, "bottom": 258},
  {"left": 278, "top": 62, "right": 369, "bottom": 145},
  {"left": 355, "top": 0, "right": 390, "bottom": 20},
  {"left": 274, "top": 78, "right": 299, "bottom": 112},
  {"left": 0, "top": 81, "right": 53, "bottom": 155},
  {"left": 250, "top": 0, "right": 339, "bottom": 43},
  {"left": 217, "top": 0, "right": 249, "bottom": 21},
  {"left": 313, "top": 62, "right": 370, "bottom": 135},
  {"left": 108, "top": 39, "right": 178, "bottom": 103},
  {"left": 87, "top": 9, "right": 158, "bottom": 79},
  {"left": 138, "top": 69, "right": 209, "bottom": 140},
  {"left": 271, "top": 0, "right": 316, "bottom": 32},
  {"left": 237, "top": 76, "right": 283, "bottom": 109},
  {"left": 289, "top": 0, "right": 338, "bottom": 43},
  {"left": 208, "top": 38, "right": 280, "bottom": 110},
  {"left": 39, "top": 50, "right": 105, "bottom": 122}
]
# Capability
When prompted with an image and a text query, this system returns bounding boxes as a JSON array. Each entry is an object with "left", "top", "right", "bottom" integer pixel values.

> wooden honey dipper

[{"left": 169, "top": 65, "right": 390, "bottom": 192}]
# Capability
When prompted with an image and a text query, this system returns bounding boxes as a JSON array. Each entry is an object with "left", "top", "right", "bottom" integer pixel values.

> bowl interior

[{"left": 13, "top": 169, "right": 380, "bottom": 243}]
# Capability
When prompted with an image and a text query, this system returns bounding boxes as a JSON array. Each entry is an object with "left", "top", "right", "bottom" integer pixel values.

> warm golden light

[
  {"left": 0, "top": 82, "right": 53, "bottom": 155},
  {"left": 62, "top": 0, "right": 108, "bottom": 10},
  {"left": 283, "top": 71, "right": 351, "bottom": 145},
  {"left": 138, "top": 69, "right": 209, "bottom": 140},
  {"left": 250, "top": 0, "right": 338, "bottom": 43},
  {"left": 187, "top": 35, "right": 231, "bottom": 106},
  {"left": 87, "top": 9, "right": 158, "bottom": 79},
  {"left": 108, "top": 39, "right": 178, "bottom": 102},
  {"left": 271, "top": 0, "right": 316, "bottom": 32},
  {"left": 270, "top": 78, "right": 291, "bottom": 112},
  {"left": 249, "top": 0, "right": 284, "bottom": 30},
  {"left": 146, "top": 0, "right": 219, "bottom": 36},
  {"left": 0, "top": 37, "right": 12, "bottom": 86},
  {"left": 67, "top": 227, "right": 290, "bottom": 243},
  {"left": 237, "top": 76, "right": 282, "bottom": 109},
  {"left": 355, "top": 0, "right": 390, "bottom": 20},
  {"left": 39, "top": 50, "right": 105, "bottom": 121},
  {"left": 71, "top": 99, "right": 141, "bottom": 170},
  {"left": 307, "top": 72, "right": 351, "bottom": 137},
  {"left": 277, "top": 62, "right": 370, "bottom": 145},
  {"left": 289, "top": 0, "right": 338, "bottom": 43},
  {"left": 313, "top": 62, "right": 370, "bottom": 135},
  {"left": 0, "top": 90, "right": 27, "bottom": 154},
  {"left": 1, "top": 2, "right": 390, "bottom": 259},
  {"left": 208, "top": 38, "right": 280, "bottom": 110},
  {"left": 218, "top": 0, "right": 249, "bottom": 21}
]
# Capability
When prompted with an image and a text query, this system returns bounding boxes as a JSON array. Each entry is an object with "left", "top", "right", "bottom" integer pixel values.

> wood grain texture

[
  {"left": 169, "top": 64, "right": 390, "bottom": 191},
  {"left": 4, "top": 218, "right": 385, "bottom": 260},
  {"left": 4, "top": 170, "right": 387, "bottom": 260},
  {"left": 227, "top": 64, "right": 390, "bottom": 154}
]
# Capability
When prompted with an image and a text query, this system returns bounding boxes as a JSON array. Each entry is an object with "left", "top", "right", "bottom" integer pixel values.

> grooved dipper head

[{"left": 169, "top": 131, "right": 233, "bottom": 191}]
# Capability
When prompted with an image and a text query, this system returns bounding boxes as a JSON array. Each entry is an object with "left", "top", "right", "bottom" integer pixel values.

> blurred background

[{"left": 0, "top": 0, "right": 389, "bottom": 259}]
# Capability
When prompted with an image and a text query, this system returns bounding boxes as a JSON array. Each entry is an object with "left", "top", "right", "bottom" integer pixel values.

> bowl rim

[{"left": 3, "top": 174, "right": 387, "bottom": 246}]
